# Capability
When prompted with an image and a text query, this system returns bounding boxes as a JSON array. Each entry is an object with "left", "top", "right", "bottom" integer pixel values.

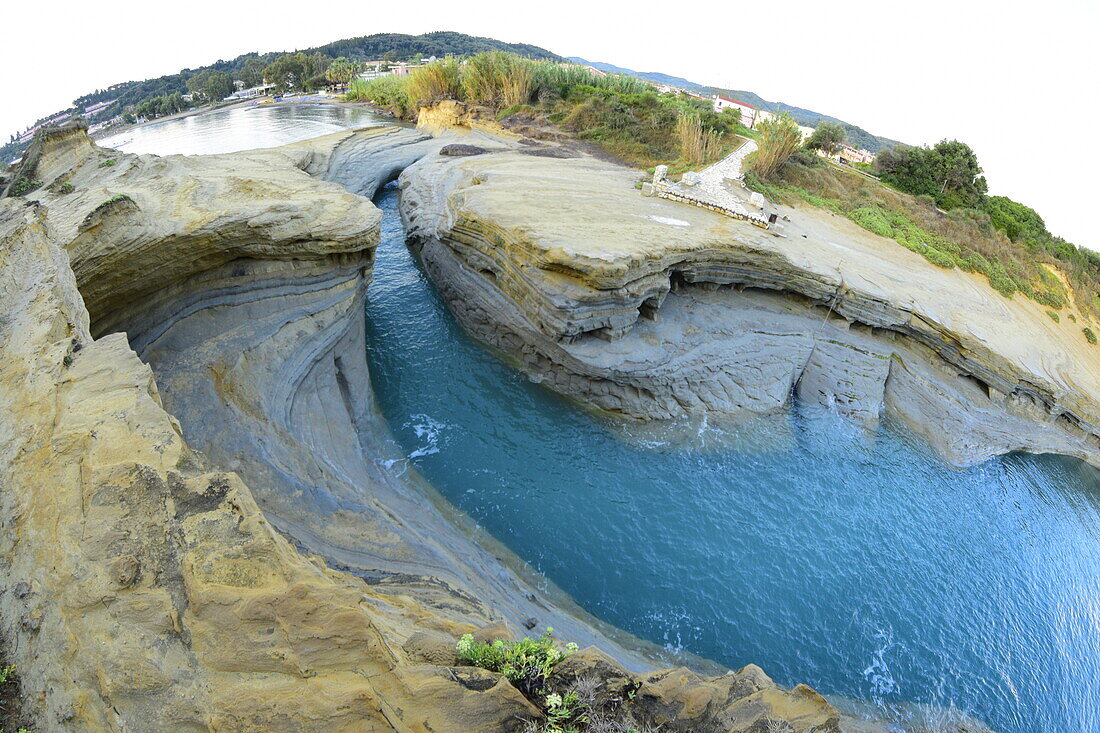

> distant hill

[
  {"left": 570, "top": 58, "right": 904, "bottom": 154},
  {"left": 3, "top": 32, "right": 561, "bottom": 164},
  {"left": 313, "top": 32, "right": 560, "bottom": 62},
  {"left": 5, "top": 37, "right": 902, "bottom": 165},
  {"left": 69, "top": 32, "right": 560, "bottom": 117}
]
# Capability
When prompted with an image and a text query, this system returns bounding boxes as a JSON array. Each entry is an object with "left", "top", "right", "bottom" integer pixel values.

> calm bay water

[
  {"left": 99, "top": 102, "right": 390, "bottom": 155},
  {"left": 109, "top": 106, "right": 1100, "bottom": 733}
]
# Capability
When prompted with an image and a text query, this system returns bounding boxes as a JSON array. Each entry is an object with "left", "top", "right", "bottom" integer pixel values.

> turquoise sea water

[
  {"left": 109, "top": 107, "right": 1100, "bottom": 733},
  {"left": 365, "top": 186, "right": 1100, "bottom": 733}
]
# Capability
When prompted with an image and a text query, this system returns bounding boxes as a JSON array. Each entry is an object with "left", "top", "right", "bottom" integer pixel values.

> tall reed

[
  {"left": 408, "top": 58, "right": 463, "bottom": 107},
  {"left": 677, "top": 113, "right": 726, "bottom": 166},
  {"left": 462, "top": 52, "right": 535, "bottom": 109},
  {"left": 531, "top": 62, "right": 650, "bottom": 101},
  {"left": 746, "top": 114, "right": 802, "bottom": 179}
]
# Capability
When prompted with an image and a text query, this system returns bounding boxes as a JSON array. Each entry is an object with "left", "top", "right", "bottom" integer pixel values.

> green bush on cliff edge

[
  {"left": 457, "top": 630, "right": 663, "bottom": 733},
  {"left": 456, "top": 627, "right": 576, "bottom": 696}
]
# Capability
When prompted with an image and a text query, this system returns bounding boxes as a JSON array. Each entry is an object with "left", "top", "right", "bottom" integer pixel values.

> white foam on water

[
  {"left": 405, "top": 413, "right": 447, "bottom": 459},
  {"left": 863, "top": 628, "right": 899, "bottom": 697}
]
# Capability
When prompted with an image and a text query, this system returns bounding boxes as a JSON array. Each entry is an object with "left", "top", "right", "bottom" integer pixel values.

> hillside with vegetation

[
  {"left": 570, "top": 57, "right": 904, "bottom": 153},
  {"left": 743, "top": 118, "right": 1100, "bottom": 331},
  {"left": 349, "top": 52, "right": 751, "bottom": 172},
  {"left": 7, "top": 38, "right": 1093, "bottom": 333}
]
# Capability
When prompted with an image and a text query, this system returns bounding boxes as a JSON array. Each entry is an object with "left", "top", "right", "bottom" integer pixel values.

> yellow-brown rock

[{"left": 0, "top": 124, "right": 914, "bottom": 731}]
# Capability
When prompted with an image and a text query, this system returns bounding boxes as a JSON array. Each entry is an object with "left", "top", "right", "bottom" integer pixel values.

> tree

[
  {"left": 746, "top": 114, "right": 802, "bottom": 179},
  {"left": 203, "top": 71, "right": 234, "bottom": 102},
  {"left": 238, "top": 57, "right": 267, "bottom": 88},
  {"left": 264, "top": 53, "right": 309, "bottom": 93},
  {"left": 265, "top": 52, "right": 331, "bottom": 92},
  {"left": 804, "top": 121, "right": 845, "bottom": 154},
  {"left": 984, "top": 195, "right": 1045, "bottom": 243},
  {"left": 306, "top": 52, "right": 331, "bottom": 84},
  {"left": 186, "top": 69, "right": 234, "bottom": 103},
  {"left": 325, "top": 57, "right": 361, "bottom": 85},
  {"left": 875, "top": 139, "right": 987, "bottom": 209},
  {"left": 926, "top": 139, "right": 987, "bottom": 206}
]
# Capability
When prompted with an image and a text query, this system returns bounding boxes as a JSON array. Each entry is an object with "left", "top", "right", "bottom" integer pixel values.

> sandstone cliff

[
  {"left": 398, "top": 148, "right": 1100, "bottom": 470},
  {"left": 0, "top": 124, "right": 891, "bottom": 731}
]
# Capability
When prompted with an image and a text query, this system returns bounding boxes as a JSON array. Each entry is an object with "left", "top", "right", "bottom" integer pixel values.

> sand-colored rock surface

[
  {"left": 0, "top": 124, "right": 892, "bottom": 731},
  {"left": 399, "top": 148, "right": 1100, "bottom": 468}
]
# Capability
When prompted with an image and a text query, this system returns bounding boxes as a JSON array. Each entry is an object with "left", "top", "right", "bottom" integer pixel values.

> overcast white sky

[{"left": 2, "top": 0, "right": 1097, "bottom": 246}]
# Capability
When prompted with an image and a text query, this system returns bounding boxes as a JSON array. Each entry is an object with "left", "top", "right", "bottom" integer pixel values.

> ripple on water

[
  {"left": 99, "top": 111, "right": 1100, "bottom": 733},
  {"left": 365, "top": 183, "right": 1100, "bottom": 733}
]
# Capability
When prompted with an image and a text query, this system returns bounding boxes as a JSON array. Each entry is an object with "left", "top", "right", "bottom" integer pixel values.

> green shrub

[
  {"left": 1046, "top": 310, "right": 1060, "bottom": 323},
  {"left": 848, "top": 206, "right": 894, "bottom": 238},
  {"left": 56, "top": 181, "right": 75, "bottom": 194},
  {"left": 348, "top": 76, "right": 413, "bottom": 116},
  {"left": 9, "top": 178, "right": 41, "bottom": 197},
  {"left": 923, "top": 247, "right": 956, "bottom": 268},
  {"left": 1032, "top": 288, "right": 1066, "bottom": 309},
  {"left": 1084, "top": 327, "right": 1097, "bottom": 345},
  {"left": 456, "top": 628, "right": 576, "bottom": 696},
  {"left": 97, "top": 158, "right": 116, "bottom": 168},
  {"left": 496, "top": 103, "right": 534, "bottom": 120}
]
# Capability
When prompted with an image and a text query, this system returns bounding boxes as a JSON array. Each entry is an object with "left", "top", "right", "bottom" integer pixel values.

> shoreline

[
  {"left": 0, "top": 110, "right": 1008, "bottom": 731},
  {"left": 90, "top": 94, "right": 395, "bottom": 145}
]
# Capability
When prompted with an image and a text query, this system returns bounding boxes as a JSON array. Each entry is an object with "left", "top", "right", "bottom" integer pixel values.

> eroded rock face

[
  {"left": 399, "top": 149, "right": 1100, "bottom": 469},
  {"left": 0, "top": 125, "right": 880, "bottom": 731}
]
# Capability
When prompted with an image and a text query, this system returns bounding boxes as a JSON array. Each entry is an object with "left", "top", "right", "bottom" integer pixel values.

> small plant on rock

[
  {"left": 544, "top": 690, "right": 588, "bottom": 733},
  {"left": 456, "top": 627, "right": 577, "bottom": 697},
  {"left": 1084, "top": 327, "right": 1097, "bottom": 345},
  {"left": 9, "top": 178, "right": 41, "bottom": 197}
]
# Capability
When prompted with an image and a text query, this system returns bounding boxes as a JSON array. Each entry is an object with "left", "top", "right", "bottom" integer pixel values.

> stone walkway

[{"left": 658, "top": 138, "right": 770, "bottom": 227}]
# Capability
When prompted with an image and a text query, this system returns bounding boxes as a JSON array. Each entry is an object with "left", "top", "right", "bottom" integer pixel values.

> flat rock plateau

[
  {"left": 399, "top": 128, "right": 1100, "bottom": 471},
  {"left": 0, "top": 114, "right": 1030, "bottom": 732}
]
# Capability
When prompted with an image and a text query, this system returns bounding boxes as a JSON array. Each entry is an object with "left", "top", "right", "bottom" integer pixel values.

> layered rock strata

[
  {"left": 399, "top": 149, "right": 1100, "bottom": 469},
  {"left": 0, "top": 124, "right": 879, "bottom": 731}
]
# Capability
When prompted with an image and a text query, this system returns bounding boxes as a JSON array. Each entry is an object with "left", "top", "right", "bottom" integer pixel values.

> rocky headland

[
  {"left": 0, "top": 121, "right": 938, "bottom": 731},
  {"left": 398, "top": 130, "right": 1100, "bottom": 471}
]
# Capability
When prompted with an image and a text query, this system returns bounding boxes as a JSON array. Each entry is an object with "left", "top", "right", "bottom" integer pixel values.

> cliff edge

[
  {"left": 399, "top": 146, "right": 1100, "bottom": 470},
  {"left": 0, "top": 124, "right": 910, "bottom": 731}
]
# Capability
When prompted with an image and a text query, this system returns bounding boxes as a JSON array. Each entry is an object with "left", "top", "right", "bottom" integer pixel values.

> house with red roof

[{"left": 712, "top": 94, "right": 758, "bottom": 127}]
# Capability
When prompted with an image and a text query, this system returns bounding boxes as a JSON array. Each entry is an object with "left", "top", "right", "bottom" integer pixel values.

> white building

[
  {"left": 712, "top": 95, "right": 759, "bottom": 127},
  {"left": 83, "top": 99, "right": 117, "bottom": 116},
  {"left": 224, "top": 84, "right": 276, "bottom": 101},
  {"left": 839, "top": 144, "right": 875, "bottom": 164},
  {"left": 358, "top": 68, "right": 392, "bottom": 81}
]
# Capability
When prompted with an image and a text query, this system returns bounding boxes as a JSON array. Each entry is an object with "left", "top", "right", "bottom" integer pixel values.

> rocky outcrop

[
  {"left": 416, "top": 100, "right": 522, "bottom": 140},
  {"left": 399, "top": 149, "right": 1100, "bottom": 469},
  {"left": 0, "top": 124, "right": 884, "bottom": 731}
]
